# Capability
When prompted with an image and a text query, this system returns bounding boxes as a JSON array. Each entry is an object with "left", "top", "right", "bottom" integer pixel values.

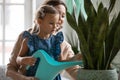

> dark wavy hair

[{"left": 43, "top": 0, "right": 67, "bottom": 12}]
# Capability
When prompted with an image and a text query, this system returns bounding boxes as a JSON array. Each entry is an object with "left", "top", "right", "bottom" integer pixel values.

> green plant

[{"left": 66, "top": 0, "right": 120, "bottom": 70}]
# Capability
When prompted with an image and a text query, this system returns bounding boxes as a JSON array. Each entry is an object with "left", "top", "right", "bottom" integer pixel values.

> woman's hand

[
  {"left": 16, "top": 56, "right": 36, "bottom": 66},
  {"left": 22, "top": 76, "right": 38, "bottom": 80},
  {"left": 70, "top": 53, "right": 82, "bottom": 61},
  {"left": 7, "top": 70, "right": 39, "bottom": 80}
]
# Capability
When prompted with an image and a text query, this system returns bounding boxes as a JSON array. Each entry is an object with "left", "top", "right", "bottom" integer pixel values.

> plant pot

[{"left": 77, "top": 68, "right": 118, "bottom": 80}]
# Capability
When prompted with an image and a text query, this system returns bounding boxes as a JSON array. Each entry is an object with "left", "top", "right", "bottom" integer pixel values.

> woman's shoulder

[{"left": 61, "top": 40, "right": 71, "bottom": 47}]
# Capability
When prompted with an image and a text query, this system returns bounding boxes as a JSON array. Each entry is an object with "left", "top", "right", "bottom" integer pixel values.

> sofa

[{"left": 0, "top": 65, "right": 12, "bottom": 80}]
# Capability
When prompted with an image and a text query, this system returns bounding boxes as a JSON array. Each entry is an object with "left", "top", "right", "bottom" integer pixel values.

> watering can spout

[{"left": 28, "top": 50, "right": 82, "bottom": 80}]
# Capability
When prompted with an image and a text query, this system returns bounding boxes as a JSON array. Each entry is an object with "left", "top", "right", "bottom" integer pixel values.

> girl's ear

[
  {"left": 34, "top": 19, "right": 42, "bottom": 24},
  {"left": 37, "top": 19, "right": 42, "bottom": 24}
]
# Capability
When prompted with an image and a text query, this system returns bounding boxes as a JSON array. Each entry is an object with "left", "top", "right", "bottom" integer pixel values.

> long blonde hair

[{"left": 31, "top": 5, "right": 59, "bottom": 34}]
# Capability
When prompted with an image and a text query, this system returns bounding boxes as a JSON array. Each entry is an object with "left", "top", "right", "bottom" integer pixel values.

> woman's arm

[
  {"left": 60, "top": 40, "right": 82, "bottom": 80},
  {"left": 6, "top": 31, "right": 26, "bottom": 79},
  {"left": 6, "top": 69, "right": 37, "bottom": 80},
  {"left": 16, "top": 38, "right": 36, "bottom": 66},
  {"left": 6, "top": 31, "right": 37, "bottom": 80}
]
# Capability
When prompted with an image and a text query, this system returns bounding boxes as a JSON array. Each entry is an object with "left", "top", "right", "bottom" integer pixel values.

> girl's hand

[{"left": 17, "top": 56, "right": 36, "bottom": 66}]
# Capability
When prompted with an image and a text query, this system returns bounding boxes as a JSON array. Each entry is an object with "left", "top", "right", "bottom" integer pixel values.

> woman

[{"left": 6, "top": 0, "right": 81, "bottom": 80}]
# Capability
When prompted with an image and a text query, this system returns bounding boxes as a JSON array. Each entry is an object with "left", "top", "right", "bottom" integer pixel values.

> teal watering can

[{"left": 27, "top": 50, "right": 82, "bottom": 80}]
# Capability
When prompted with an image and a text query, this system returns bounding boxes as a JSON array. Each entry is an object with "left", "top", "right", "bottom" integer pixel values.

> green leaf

[
  {"left": 78, "top": 9, "right": 88, "bottom": 40},
  {"left": 105, "top": 12, "right": 120, "bottom": 69},
  {"left": 108, "top": 0, "right": 116, "bottom": 14},
  {"left": 105, "top": 12, "right": 120, "bottom": 65},
  {"left": 66, "top": 12, "right": 77, "bottom": 30}
]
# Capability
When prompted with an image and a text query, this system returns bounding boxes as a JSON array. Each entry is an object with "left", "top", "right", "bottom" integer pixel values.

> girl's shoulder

[
  {"left": 22, "top": 31, "right": 32, "bottom": 38},
  {"left": 53, "top": 32, "right": 64, "bottom": 44},
  {"left": 54, "top": 31, "right": 64, "bottom": 44}
]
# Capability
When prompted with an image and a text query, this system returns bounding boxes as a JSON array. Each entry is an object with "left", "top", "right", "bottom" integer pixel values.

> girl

[{"left": 16, "top": 5, "right": 62, "bottom": 80}]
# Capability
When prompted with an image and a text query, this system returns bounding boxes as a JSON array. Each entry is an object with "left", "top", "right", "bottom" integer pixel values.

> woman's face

[{"left": 54, "top": 4, "right": 66, "bottom": 30}]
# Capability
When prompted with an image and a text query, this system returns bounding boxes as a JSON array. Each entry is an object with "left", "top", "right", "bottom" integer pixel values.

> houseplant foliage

[{"left": 66, "top": 0, "right": 120, "bottom": 70}]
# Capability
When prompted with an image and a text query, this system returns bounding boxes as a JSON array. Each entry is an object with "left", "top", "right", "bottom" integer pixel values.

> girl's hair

[
  {"left": 32, "top": 5, "right": 59, "bottom": 33},
  {"left": 35, "top": 5, "right": 59, "bottom": 19},
  {"left": 32, "top": 0, "right": 67, "bottom": 33}
]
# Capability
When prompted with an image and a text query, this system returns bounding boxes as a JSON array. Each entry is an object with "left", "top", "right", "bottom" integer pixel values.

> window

[{"left": 0, "top": 0, "right": 32, "bottom": 65}]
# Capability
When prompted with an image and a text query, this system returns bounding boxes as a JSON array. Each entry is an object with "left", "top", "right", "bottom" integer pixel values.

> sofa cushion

[{"left": 0, "top": 65, "right": 12, "bottom": 80}]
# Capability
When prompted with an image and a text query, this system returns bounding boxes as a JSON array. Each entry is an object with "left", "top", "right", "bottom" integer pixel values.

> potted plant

[{"left": 66, "top": 0, "right": 120, "bottom": 80}]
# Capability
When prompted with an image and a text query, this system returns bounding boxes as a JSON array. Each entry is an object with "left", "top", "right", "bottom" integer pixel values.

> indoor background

[{"left": 0, "top": 0, "right": 120, "bottom": 72}]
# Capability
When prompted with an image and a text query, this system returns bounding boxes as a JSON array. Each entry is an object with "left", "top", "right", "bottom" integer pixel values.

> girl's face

[
  {"left": 54, "top": 4, "right": 66, "bottom": 29},
  {"left": 38, "top": 13, "right": 59, "bottom": 35}
]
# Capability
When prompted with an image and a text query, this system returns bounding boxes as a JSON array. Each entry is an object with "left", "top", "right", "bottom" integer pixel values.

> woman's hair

[
  {"left": 43, "top": 0, "right": 67, "bottom": 11},
  {"left": 32, "top": 0, "right": 67, "bottom": 33}
]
